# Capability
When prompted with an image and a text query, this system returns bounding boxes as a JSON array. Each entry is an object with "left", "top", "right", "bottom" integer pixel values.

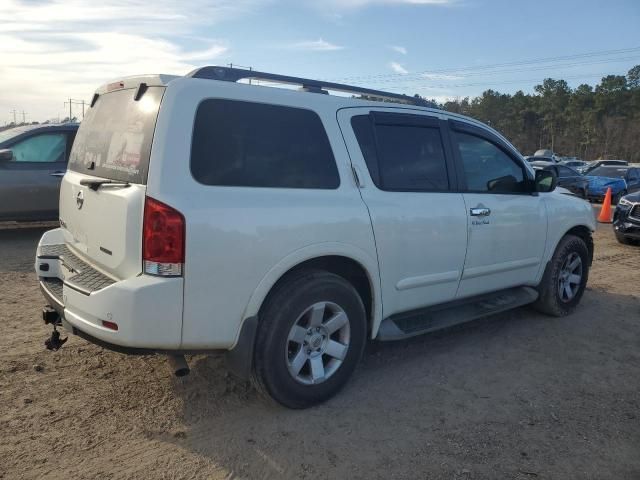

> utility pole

[
  {"left": 21, "top": 111, "right": 27, "bottom": 123},
  {"left": 64, "top": 98, "right": 73, "bottom": 121},
  {"left": 64, "top": 98, "right": 88, "bottom": 121},
  {"left": 9, "top": 109, "right": 17, "bottom": 124}
]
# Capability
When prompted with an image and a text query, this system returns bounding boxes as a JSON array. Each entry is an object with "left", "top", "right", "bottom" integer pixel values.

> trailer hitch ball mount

[{"left": 42, "top": 306, "right": 67, "bottom": 351}]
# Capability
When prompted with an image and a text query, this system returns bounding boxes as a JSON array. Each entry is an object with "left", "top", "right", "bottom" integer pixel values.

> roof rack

[{"left": 186, "top": 66, "right": 435, "bottom": 108}]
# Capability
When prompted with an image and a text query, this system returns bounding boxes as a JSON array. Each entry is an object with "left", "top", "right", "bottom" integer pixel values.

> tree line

[{"left": 431, "top": 65, "right": 640, "bottom": 162}]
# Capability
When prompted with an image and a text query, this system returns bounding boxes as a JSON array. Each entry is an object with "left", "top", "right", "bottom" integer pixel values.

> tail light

[{"left": 143, "top": 196, "right": 185, "bottom": 276}]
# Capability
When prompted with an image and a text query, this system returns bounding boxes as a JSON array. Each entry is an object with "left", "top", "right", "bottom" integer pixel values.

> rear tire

[
  {"left": 252, "top": 270, "right": 367, "bottom": 409},
  {"left": 533, "top": 235, "right": 590, "bottom": 317}
]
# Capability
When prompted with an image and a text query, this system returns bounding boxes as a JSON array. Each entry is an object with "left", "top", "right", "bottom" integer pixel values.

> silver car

[{"left": 0, "top": 123, "right": 78, "bottom": 221}]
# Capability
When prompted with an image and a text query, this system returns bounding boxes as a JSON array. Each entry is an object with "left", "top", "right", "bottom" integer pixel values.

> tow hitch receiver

[
  {"left": 42, "top": 306, "right": 60, "bottom": 326},
  {"left": 42, "top": 306, "right": 67, "bottom": 351}
]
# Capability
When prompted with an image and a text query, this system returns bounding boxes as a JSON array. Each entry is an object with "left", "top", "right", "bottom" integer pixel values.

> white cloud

[
  {"left": 0, "top": 0, "right": 262, "bottom": 122},
  {"left": 287, "top": 38, "right": 344, "bottom": 52},
  {"left": 390, "top": 45, "right": 407, "bottom": 55},
  {"left": 389, "top": 62, "right": 409, "bottom": 74}
]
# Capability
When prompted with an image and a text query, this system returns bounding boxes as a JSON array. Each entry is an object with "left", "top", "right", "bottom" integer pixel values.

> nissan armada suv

[{"left": 36, "top": 67, "right": 596, "bottom": 408}]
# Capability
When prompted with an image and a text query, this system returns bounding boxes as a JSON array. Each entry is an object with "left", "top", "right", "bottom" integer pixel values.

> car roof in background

[
  {"left": 0, "top": 123, "right": 79, "bottom": 144},
  {"left": 588, "top": 165, "right": 632, "bottom": 175}
]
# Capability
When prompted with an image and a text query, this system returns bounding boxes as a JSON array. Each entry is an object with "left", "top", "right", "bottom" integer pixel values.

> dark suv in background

[
  {"left": 0, "top": 123, "right": 79, "bottom": 221},
  {"left": 614, "top": 192, "right": 640, "bottom": 245}
]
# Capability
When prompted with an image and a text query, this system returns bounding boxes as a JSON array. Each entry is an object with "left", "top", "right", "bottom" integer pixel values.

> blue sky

[{"left": 1, "top": 0, "right": 639, "bottom": 123}]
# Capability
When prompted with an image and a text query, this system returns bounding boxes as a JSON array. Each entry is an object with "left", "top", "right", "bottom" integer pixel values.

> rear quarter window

[{"left": 190, "top": 99, "right": 340, "bottom": 189}]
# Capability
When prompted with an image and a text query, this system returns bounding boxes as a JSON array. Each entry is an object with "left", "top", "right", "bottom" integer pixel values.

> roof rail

[{"left": 186, "top": 66, "right": 435, "bottom": 108}]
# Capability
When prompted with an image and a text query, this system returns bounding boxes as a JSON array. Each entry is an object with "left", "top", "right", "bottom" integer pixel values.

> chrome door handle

[
  {"left": 470, "top": 207, "right": 491, "bottom": 216},
  {"left": 49, "top": 171, "right": 65, "bottom": 177}
]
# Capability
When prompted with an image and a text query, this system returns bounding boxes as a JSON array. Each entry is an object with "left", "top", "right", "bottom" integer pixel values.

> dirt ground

[{"left": 1, "top": 212, "right": 638, "bottom": 480}]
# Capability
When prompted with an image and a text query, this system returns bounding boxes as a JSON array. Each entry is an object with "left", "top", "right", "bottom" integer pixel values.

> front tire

[
  {"left": 252, "top": 270, "right": 367, "bottom": 409},
  {"left": 615, "top": 231, "right": 634, "bottom": 245},
  {"left": 533, "top": 235, "right": 590, "bottom": 317}
]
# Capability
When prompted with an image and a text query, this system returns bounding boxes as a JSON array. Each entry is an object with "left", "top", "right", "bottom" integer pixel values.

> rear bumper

[{"left": 36, "top": 228, "right": 184, "bottom": 350}]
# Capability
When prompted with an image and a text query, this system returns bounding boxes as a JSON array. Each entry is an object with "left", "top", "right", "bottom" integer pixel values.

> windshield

[
  {"left": 68, "top": 86, "right": 164, "bottom": 184},
  {"left": 589, "top": 166, "right": 628, "bottom": 178}
]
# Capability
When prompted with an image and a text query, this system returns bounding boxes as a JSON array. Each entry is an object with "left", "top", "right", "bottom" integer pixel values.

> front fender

[{"left": 537, "top": 192, "right": 596, "bottom": 283}]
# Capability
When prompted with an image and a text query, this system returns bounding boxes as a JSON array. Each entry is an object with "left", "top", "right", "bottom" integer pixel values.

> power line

[
  {"left": 368, "top": 55, "right": 640, "bottom": 85},
  {"left": 371, "top": 71, "right": 628, "bottom": 93},
  {"left": 327, "top": 46, "right": 640, "bottom": 83},
  {"left": 63, "top": 98, "right": 88, "bottom": 120}
]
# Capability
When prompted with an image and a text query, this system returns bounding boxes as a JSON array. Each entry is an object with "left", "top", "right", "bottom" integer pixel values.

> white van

[{"left": 36, "top": 67, "right": 595, "bottom": 408}]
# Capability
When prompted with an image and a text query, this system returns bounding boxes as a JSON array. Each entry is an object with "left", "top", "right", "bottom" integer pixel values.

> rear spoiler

[{"left": 92, "top": 74, "right": 178, "bottom": 98}]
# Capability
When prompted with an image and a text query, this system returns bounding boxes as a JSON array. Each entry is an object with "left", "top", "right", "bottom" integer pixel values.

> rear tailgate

[
  {"left": 60, "top": 84, "right": 165, "bottom": 280},
  {"left": 59, "top": 171, "right": 146, "bottom": 279}
]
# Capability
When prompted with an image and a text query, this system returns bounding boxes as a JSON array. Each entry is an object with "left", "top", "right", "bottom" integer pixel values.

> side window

[
  {"left": 351, "top": 115, "right": 449, "bottom": 191},
  {"left": 351, "top": 115, "right": 380, "bottom": 185},
  {"left": 454, "top": 132, "right": 526, "bottom": 193},
  {"left": 9, "top": 134, "right": 66, "bottom": 163},
  {"left": 191, "top": 100, "right": 339, "bottom": 189}
]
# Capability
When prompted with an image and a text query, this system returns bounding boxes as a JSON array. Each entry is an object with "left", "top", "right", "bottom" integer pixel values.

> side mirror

[
  {"left": 0, "top": 149, "right": 13, "bottom": 162},
  {"left": 535, "top": 169, "right": 557, "bottom": 193}
]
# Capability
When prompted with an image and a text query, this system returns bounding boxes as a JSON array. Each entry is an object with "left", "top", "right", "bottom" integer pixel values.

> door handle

[
  {"left": 49, "top": 171, "right": 65, "bottom": 177},
  {"left": 470, "top": 207, "right": 491, "bottom": 217}
]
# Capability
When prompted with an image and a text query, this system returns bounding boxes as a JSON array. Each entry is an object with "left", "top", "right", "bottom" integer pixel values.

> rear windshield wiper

[{"left": 80, "top": 179, "right": 131, "bottom": 191}]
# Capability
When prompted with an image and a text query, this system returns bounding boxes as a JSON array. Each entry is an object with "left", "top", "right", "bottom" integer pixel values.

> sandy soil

[{"left": 1, "top": 213, "right": 639, "bottom": 480}]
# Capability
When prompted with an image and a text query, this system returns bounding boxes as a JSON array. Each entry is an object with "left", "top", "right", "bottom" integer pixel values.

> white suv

[{"left": 36, "top": 67, "right": 596, "bottom": 408}]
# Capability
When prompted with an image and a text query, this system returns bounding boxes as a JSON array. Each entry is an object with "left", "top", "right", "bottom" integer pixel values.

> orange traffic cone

[{"left": 597, "top": 187, "right": 613, "bottom": 223}]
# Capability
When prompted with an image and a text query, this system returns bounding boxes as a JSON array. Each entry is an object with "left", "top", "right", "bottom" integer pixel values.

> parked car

[
  {"left": 527, "top": 156, "right": 556, "bottom": 165},
  {"left": 583, "top": 159, "right": 629, "bottom": 174},
  {"left": 35, "top": 68, "right": 596, "bottom": 408},
  {"left": 585, "top": 166, "right": 640, "bottom": 203},
  {"left": 561, "top": 160, "right": 588, "bottom": 170},
  {"left": 0, "top": 123, "right": 79, "bottom": 221},
  {"left": 532, "top": 163, "right": 589, "bottom": 198},
  {"left": 613, "top": 192, "right": 640, "bottom": 245},
  {"left": 534, "top": 149, "right": 556, "bottom": 159}
]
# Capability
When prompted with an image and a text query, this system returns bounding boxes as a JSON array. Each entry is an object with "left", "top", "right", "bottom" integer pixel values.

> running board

[{"left": 377, "top": 286, "right": 539, "bottom": 341}]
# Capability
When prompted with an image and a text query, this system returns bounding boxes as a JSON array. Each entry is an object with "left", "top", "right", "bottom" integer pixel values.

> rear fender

[{"left": 239, "top": 242, "right": 382, "bottom": 340}]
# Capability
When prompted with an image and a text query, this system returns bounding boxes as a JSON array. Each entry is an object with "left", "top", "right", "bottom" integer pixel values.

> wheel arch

[
  {"left": 535, "top": 223, "right": 594, "bottom": 287},
  {"left": 226, "top": 244, "right": 382, "bottom": 380},
  {"left": 563, "top": 224, "right": 594, "bottom": 266},
  {"left": 242, "top": 243, "right": 382, "bottom": 338}
]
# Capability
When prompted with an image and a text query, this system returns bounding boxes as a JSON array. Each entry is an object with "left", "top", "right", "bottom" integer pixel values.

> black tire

[
  {"left": 252, "top": 270, "right": 367, "bottom": 409},
  {"left": 533, "top": 234, "right": 590, "bottom": 317},
  {"left": 615, "top": 231, "right": 634, "bottom": 245}
]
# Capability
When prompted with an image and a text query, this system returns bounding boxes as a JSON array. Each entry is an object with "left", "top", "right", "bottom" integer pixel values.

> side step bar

[{"left": 377, "top": 286, "right": 539, "bottom": 341}]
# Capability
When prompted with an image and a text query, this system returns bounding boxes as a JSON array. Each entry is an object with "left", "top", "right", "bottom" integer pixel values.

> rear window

[
  {"left": 190, "top": 99, "right": 339, "bottom": 189},
  {"left": 68, "top": 87, "right": 164, "bottom": 184}
]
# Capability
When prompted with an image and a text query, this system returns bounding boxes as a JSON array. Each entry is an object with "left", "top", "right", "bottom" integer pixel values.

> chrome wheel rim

[
  {"left": 558, "top": 252, "right": 583, "bottom": 302},
  {"left": 285, "top": 301, "right": 350, "bottom": 385}
]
